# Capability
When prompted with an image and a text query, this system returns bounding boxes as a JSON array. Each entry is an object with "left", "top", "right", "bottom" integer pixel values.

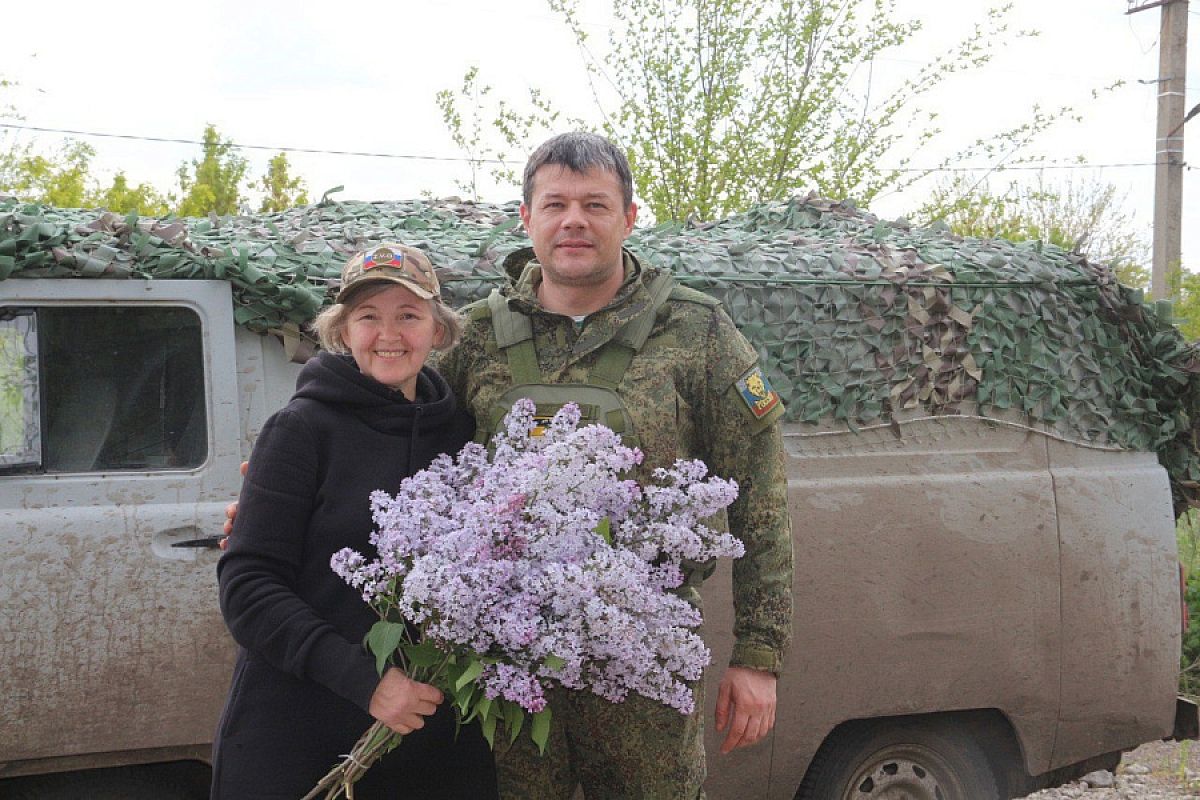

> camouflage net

[{"left": 3, "top": 193, "right": 1199, "bottom": 512}]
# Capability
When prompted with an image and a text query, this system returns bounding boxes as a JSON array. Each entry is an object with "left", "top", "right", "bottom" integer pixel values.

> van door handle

[
  {"left": 171, "top": 536, "right": 223, "bottom": 549},
  {"left": 153, "top": 525, "right": 219, "bottom": 560}
]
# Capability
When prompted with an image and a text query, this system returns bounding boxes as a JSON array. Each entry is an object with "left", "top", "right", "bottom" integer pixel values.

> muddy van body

[
  {"left": 700, "top": 411, "right": 1190, "bottom": 799},
  {"left": 2, "top": 195, "right": 1198, "bottom": 798},
  {"left": 0, "top": 279, "right": 301, "bottom": 796}
]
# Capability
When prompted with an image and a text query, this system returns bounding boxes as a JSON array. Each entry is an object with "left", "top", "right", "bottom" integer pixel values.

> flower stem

[{"left": 300, "top": 720, "right": 403, "bottom": 800}]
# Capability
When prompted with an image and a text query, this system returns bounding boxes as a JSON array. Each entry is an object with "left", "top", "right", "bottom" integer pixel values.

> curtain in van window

[{"left": 0, "top": 310, "right": 41, "bottom": 468}]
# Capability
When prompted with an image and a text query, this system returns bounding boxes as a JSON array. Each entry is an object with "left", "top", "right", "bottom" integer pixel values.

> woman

[{"left": 211, "top": 243, "right": 496, "bottom": 799}]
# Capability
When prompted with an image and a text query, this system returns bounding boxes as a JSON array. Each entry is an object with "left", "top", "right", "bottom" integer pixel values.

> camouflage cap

[{"left": 337, "top": 242, "right": 439, "bottom": 303}]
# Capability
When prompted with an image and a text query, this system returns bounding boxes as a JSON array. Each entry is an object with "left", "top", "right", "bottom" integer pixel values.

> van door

[{"left": 0, "top": 279, "right": 243, "bottom": 770}]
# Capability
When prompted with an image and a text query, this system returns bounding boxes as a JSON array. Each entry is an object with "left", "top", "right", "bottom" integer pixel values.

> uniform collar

[
  {"left": 504, "top": 250, "right": 666, "bottom": 369},
  {"left": 507, "top": 249, "right": 645, "bottom": 316}
]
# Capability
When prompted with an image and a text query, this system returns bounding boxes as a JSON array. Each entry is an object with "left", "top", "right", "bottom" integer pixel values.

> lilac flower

[
  {"left": 480, "top": 663, "right": 548, "bottom": 712},
  {"left": 323, "top": 401, "right": 742, "bottom": 795}
]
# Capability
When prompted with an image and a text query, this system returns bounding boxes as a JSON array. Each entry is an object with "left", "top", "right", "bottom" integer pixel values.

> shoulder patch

[
  {"left": 736, "top": 365, "right": 781, "bottom": 420},
  {"left": 667, "top": 285, "right": 721, "bottom": 307}
]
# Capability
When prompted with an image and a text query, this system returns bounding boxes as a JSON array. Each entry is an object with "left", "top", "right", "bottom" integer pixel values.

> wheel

[{"left": 796, "top": 720, "right": 1003, "bottom": 800}]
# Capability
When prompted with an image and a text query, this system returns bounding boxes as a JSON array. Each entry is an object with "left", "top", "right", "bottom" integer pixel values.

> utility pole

[{"left": 1129, "top": 0, "right": 1189, "bottom": 300}]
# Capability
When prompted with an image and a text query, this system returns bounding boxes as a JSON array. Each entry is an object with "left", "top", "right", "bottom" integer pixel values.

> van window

[{"left": 0, "top": 305, "right": 207, "bottom": 473}]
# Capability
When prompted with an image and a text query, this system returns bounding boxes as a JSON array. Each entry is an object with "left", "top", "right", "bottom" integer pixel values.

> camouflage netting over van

[{"left": 3, "top": 193, "right": 1200, "bottom": 512}]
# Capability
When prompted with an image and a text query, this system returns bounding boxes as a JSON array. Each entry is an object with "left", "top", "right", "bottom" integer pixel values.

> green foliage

[
  {"left": 1180, "top": 512, "right": 1200, "bottom": 696},
  {"left": 366, "top": 620, "right": 409, "bottom": 675},
  {"left": 920, "top": 172, "right": 1151, "bottom": 290},
  {"left": 437, "top": 66, "right": 563, "bottom": 200},
  {"left": 0, "top": 79, "right": 92, "bottom": 208},
  {"left": 437, "top": 67, "right": 494, "bottom": 200},
  {"left": 257, "top": 152, "right": 308, "bottom": 213},
  {"left": 1165, "top": 267, "right": 1200, "bottom": 342},
  {"left": 358, "top": 614, "right": 538, "bottom": 757},
  {"left": 176, "top": 124, "right": 249, "bottom": 216},
  {"left": 530, "top": 707, "right": 552, "bottom": 755},
  {"left": 444, "top": 1, "right": 1073, "bottom": 222},
  {"left": 0, "top": 140, "right": 172, "bottom": 215},
  {"left": 1, "top": 78, "right": 304, "bottom": 216},
  {"left": 1, "top": 140, "right": 95, "bottom": 208},
  {"left": 93, "top": 172, "right": 172, "bottom": 216}
]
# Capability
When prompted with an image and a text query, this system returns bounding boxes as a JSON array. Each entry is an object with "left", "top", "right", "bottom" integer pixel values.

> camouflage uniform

[{"left": 436, "top": 249, "right": 793, "bottom": 799}]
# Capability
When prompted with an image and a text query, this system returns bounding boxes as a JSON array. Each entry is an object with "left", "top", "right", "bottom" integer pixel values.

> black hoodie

[{"left": 212, "top": 352, "right": 492, "bottom": 799}]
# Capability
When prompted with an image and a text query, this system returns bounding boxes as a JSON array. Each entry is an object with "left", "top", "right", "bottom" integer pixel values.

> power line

[
  {"left": 0, "top": 122, "right": 517, "bottom": 165},
  {"left": 0, "top": 121, "right": 1170, "bottom": 174},
  {"left": 886, "top": 161, "right": 1161, "bottom": 173}
]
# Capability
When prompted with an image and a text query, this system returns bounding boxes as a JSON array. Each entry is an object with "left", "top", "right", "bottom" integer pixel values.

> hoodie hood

[{"left": 292, "top": 351, "right": 459, "bottom": 436}]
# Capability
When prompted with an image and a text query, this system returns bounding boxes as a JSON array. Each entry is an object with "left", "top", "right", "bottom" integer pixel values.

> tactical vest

[{"left": 474, "top": 270, "right": 677, "bottom": 447}]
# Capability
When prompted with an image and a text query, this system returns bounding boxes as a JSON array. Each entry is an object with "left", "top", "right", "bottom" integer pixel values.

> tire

[{"left": 796, "top": 720, "right": 1003, "bottom": 800}]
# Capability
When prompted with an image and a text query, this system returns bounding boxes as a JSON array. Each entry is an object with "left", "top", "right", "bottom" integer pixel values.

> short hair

[
  {"left": 522, "top": 132, "right": 634, "bottom": 210},
  {"left": 313, "top": 282, "right": 464, "bottom": 355}
]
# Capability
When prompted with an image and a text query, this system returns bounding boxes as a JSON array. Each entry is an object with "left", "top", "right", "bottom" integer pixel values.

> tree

[
  {"left": 442, "top": 0, "right": 1072, "bottom": 223},
  {"left": 94, "top": 172, "right": 172, "bottom": 216},
  {"left": 1169, "top": 271, "right": 1200, "bottom": 340},
  {"left": 0, "top": 78, "right": 94, "bottom": 207},
  {"left": 436, "top": 66, "right": 564, "bottom": 200},
  {"left": 257, "top": 152, "right": 309, "bottom": 212},
  {"left": 1, "top": 137, "right": 172, "bottom": 214},
  {"left": 918, "top": 171, "right": 1151, "bottom": 289},
  {"left": 1, "top": 78, "right": 306, "bottom": 217},
  {"left": 1, "top": 140, "right": 94, "bottom": 207},
  {"left": 176, "top": 124, "right": 248, "bottom": 216}
]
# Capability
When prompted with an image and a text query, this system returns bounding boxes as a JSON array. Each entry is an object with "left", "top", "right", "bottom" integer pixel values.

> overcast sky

[{"left": 0, "top": 1, "right": 1193, "bottom": 272}]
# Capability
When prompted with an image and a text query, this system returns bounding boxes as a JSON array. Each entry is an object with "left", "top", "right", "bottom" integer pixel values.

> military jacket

[{"left": 436, "top": 250, "right": 793, "bottom": 673}]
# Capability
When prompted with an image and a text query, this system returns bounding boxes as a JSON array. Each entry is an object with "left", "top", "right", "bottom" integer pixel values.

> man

[
  {"left": 436, "top": 132, "right": 792, "bottom": 799},
  {"left": 225, "top": 132, "right": 792, "bottom": 798}
]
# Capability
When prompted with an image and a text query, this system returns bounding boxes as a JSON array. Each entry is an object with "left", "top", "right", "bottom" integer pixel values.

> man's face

[{"left": 520, "top": 165, "right": 637, "bottom": 292}]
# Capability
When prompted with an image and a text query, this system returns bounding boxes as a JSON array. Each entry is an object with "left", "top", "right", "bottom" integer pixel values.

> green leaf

[
  {"left": 542, "top": 654, "right": 566, "bottom": 672},
  {"left": 531, "top": 707, "right": 552, "bottom": 755},
  {"left": 503, "top": 700, "right": 525, "bottom": 744},
  {"left": 401, "top": 638, "right": 442, "bottom": 669},
  {"left": 481, "top": 710, "right": 498, "bottom": 749},
  {"left": 365, "top": 621, "right": 408, "bottom": 676},
  {"left": 456, "top": 658, "right": 485, "bottom": 691},
  {"left": 454, "top": 682, "right": 476, "bottom": 716},
  {"left": 475, "top": 696, "right": 493, "bottom": 723},
  {"left": 594, "top": 517, "right": 613, "bottom": 546}
]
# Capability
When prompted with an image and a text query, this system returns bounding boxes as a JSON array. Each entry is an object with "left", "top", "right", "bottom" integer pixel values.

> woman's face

[{"left": 343, "top": 284, "right": 442, "bottom": 400}]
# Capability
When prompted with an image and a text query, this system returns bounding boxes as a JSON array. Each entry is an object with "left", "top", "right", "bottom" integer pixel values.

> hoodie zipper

[{"left": 406, "top": 404, "right": 423, "bottom": 476}]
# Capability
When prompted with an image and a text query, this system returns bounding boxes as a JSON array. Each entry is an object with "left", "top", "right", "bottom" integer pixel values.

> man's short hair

[{"left": 523, "top": 132, "right": 634, "bottom": 210}]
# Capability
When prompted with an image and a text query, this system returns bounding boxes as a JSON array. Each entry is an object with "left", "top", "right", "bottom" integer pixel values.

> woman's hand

[
  {"left": 218, "top": 461, "right": 249, "bottom": 550},
  {"left": 368, "top": 668, "right": 444, "bottom": 735}
]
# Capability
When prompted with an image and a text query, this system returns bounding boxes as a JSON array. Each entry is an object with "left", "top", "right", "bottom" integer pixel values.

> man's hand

[
  {"left": 218, "top": 461, "right": 249, "bottom": 551},
  {"left": 714, "top": 666, "right": 777, "bottom": 754},
  {"left": 368, "top": 668, "right": 444, "bottom": 735}
]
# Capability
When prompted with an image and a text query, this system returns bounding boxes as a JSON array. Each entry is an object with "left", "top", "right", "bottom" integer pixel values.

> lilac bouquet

[{"left": 304, "top": 399, "right": 743, "bottom": 799}]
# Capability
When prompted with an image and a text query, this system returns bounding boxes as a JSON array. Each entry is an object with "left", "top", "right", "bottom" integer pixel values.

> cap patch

[{"left": 362, "top": 247, "right": 404, "bottom": 271}]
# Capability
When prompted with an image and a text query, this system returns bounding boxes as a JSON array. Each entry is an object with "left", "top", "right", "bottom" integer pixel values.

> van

[
  {"left": 1, "top": 196, "right": 1195, "bottom": 798},
  {"left": 0, "top": 279, "right": 298, "bottom": 797}
]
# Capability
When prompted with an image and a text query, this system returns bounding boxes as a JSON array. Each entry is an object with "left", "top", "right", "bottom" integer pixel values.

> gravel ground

[{"left": 1025, "top": 741, "right": 1200, "bottom": 799}]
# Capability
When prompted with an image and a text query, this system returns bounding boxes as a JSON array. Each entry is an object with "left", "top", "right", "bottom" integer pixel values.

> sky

[{"left": 0, "top": 0, "right": 1193, "bottom": 272}]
